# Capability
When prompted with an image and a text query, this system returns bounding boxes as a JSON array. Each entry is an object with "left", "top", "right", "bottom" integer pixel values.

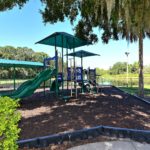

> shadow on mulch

[{"left": 18, "top": 87, "right": 150, "bottom": 140}]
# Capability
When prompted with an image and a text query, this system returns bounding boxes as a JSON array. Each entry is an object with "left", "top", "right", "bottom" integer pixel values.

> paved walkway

[{"left": 68, "top": 140, "right": 150, "bottom": 150}]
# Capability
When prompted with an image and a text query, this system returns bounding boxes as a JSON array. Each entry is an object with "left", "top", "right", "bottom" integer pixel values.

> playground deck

[{"left": 18, "top": 86, "right": 150, "bottom": 140}]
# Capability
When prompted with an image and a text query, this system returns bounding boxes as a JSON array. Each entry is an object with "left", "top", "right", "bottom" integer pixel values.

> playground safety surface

[{"left": 18, "top": 86, "right": 150, "bottom": 142}]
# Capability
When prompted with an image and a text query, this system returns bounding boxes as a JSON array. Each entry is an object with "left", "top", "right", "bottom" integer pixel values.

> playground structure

[
  {"left": 1, "top": 33, "right": 150, "bottom": 149},
  {"left": 66, "top": 50, "right": 100, "bottom": 93},
  {"left": 0, "top": 58, "right": 56, "bottom": 98},
  {"left": 36, "top": 32, "right": 100, "bottom": 99},
  {"left": 0, "top": 58, "right": 44, "bottom": 91},
  {"left": 36, "top": 32, "right": 91, "bottom": 99},
  {"left": 0, "top": 32, "right": 100, "bottom": 100}
]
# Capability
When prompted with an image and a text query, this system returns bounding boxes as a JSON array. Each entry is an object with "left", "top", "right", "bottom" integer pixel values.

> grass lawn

[
  {"left": 119, "top": 85, "right": 150, "bottom": 97},
  {"left": 0, "top": 77, "right": 55, "bottom": 85},
  {"left": 103, "top": 73, "right": 150, "bottom": 78},
  {"left": 0, "top": 79, "right": 27, "bottom": 85}
]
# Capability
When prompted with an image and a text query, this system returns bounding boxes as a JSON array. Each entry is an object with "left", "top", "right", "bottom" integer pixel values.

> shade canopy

[
  {"left": 66, "top": 50, "right": 100, "bottom": 58},
  {"left": 0, "top": 59, "right": 44, "bottom": 68},
  {"left": 36, "top": 32, "right": 91, "bottom": 49}
]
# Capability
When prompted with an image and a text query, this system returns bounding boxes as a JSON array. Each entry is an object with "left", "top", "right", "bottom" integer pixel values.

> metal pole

[
  {"left": 66, "top": 48, "right": 69, "bottom": 91},
  {"left": 43, "top": 64, "right": 46, "bottom": 97},
  {"left": 73, "top": 39, "right": 77, "bottom": 98},
  {"left": 81, "top": 56, "right": 83, "bottom": 68},
  {"left": 127, "top": 57, "right": 129, "bottom": 86},
  {"left": 125, "top": 52, "right": 129, "bottom": 87},
  {"left": 55, "top": 36, "right": 58, "bottom": 97},
  {"left": 81, "top": 56, "right": 84, "bottom": 93},
  {"left": 13, "top": 66, "right": 16, "bottom": 90},
  {"left": 73, "top": 48, "right": 75, "bottom": 90},
  {"left": 61, "top": 35, "right": 64, "bottom": 96},
  {"left": 69, "top": 58, "right": 73, "bottom": 97}
]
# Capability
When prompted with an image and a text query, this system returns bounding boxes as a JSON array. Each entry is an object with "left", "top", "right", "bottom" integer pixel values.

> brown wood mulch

[{"left": 18, "top": 87, "right": 150, "bottom": 141}]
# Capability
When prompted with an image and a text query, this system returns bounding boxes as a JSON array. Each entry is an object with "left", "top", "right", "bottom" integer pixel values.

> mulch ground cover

[{"left": 18, "top": 86, "right": 150, "bottom": 141}]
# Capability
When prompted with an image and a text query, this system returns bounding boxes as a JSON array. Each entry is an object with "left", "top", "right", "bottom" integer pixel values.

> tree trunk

[{"left": 138, "top": 31, "right": 144, "bottom": 97}]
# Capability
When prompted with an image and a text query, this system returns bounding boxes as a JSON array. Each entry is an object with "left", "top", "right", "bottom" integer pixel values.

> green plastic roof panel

[
  {"left": 0, "top": 59, "right": 44, "bottom": 68},
  {"left": 36, "top": 32, "right": 91, "bottom": 49},
  {"left": 66, "top": 50, "right": 100, "bottom": 58}
]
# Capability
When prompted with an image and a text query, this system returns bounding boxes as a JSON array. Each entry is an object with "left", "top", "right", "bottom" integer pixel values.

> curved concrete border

[{"left": 18, "top": 126, "right": 150, "bottom": 149}]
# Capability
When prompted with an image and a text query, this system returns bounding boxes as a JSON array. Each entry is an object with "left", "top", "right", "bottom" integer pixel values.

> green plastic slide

[{"left": 5, "top": 68, "right": 56, "bottom": 99}]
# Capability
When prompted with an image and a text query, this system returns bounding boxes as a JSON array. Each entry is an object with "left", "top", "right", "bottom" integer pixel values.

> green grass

[
  {"left": 0, "top": 77, "right": 56, "bottom": 85},
  {"left": 0, "top": 79, "right": 27, "bottom": 85},
  {"left": 119, "top": 85, "right": 150, "bottom": 97},
  {"left": 102, "top": 73, "right": 150, "bottom": 78},
  {"left": 100, "top": 73, "right": 150, "bottom": 87},
  {"left": 99, "top": 73, "right": 150, "bottom": 97}
]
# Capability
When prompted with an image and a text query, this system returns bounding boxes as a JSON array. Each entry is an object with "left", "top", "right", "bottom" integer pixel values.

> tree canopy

[
  {"left": 1, "top": 0, "right": 150, "bottom": 43},
  {"left": 0, "top": 0, "right": 28, "bottom": 11},
  {"left": 0, "top": 46, "right": 65, "bottom": 79},
  {"left": 0, "top": 46, "right": 48, "bottom": 79},
  {"left": 109, "top": 61, "right": 138, "bottom": 75},
  {"left": 39, "top": 0, "right": 150, "bottom": 43}
]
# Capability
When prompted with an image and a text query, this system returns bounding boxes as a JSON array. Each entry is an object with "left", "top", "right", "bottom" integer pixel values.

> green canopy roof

[
  {"left": 36, "top": 32, "right": 91, "bottom": 49},
  {"left": 66, "top": 50, "right": 100, "bottom": 58},
  {"left": 0, "top": 59, "right": 44, "bottom": 68}
]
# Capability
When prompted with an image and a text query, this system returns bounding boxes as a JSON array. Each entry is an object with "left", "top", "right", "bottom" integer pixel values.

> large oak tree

[{"left": 0, "top": 0, "right": 28, "bottom": 11}]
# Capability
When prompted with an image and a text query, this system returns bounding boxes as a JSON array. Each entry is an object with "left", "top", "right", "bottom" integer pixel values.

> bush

[{"left": 0, "top": 97, "right": 21, "bottom": 150}]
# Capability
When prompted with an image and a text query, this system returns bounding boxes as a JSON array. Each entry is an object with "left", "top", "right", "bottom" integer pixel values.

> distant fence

[
  {"left": 99, "top": 77, "right": 150, "bottom": 97},
  {"left": 99, "top": 77, "right": 150, "bottom": 86},
  {"left": 0, "top": 79, "right": 52, "bottom": 94},
  {"left": 0, "top": 79, "right": 27, "bottom": 91},
  {"left": 0, "top": 78, "right": 68, "bottom": 94}
]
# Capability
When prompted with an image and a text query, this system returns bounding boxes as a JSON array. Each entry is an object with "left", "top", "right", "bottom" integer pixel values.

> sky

[{"left": 0, "top": 0, "right": 150, "bottom": 69}]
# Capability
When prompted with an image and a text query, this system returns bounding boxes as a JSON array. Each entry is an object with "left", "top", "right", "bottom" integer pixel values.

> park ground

[{"left": 18, "top": 86, "right": 150, "bottom": 140}]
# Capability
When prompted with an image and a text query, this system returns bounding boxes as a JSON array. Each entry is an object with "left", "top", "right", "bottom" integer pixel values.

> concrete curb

[{"left": 18, "top": 126, "right": 150, "bottom": 148}]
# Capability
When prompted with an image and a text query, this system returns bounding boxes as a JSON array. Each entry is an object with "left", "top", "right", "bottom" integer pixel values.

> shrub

[{"left": 0, "top": 97, "right": 21, "bottom": 150}]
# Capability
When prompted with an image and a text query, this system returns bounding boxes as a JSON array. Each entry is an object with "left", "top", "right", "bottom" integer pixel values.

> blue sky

[{"left": 0, "top": 0, "right": 150, "bottom": 69}]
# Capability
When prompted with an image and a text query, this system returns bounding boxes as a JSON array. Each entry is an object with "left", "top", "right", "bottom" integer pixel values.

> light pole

[
  {"left": 58, "top": 51, "right": 62, "bottom": 72},
  {"left": 69, "top": 58, "right": 73, "bottom": 96},
  {"left": 125, "top": 52, "right": 130, "bottom": 87}
]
